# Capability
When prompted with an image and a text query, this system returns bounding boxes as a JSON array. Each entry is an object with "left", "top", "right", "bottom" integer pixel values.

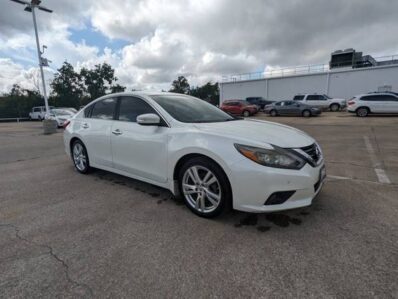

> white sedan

[
  {"left": 64, "top": 92, "right": 326, "bottom": 218},
  {"left": 48, "top": 109, "right": 75, "bottom": 127}
]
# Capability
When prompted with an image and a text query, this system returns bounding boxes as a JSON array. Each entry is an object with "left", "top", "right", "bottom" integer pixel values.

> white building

[{"left": 219, "top": 51, "right": 398, "bottom": 103}]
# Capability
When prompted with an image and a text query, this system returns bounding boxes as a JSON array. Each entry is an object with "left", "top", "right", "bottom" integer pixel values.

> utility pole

[{"left": 10, "top": 0, "right": 53, "bottom": 117}]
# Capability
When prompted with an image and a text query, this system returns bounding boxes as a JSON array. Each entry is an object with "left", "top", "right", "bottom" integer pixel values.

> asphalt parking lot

[{"left": 1, "top": 112, "right": 397, "bottom": 298}]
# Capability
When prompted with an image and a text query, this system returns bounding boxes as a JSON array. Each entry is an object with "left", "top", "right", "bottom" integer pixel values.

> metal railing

[
  {"left": 0, "top": 117, "right": 30, "bottom": 123},
  {"left": 221, "top": 54, "right": 398, "bottom": 83}
]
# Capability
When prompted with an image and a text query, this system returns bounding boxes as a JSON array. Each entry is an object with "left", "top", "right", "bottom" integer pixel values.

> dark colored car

[
  {"left": 264, "top": 101, "right": 321, "bottom": 117},
  {"left": 221, "top": 100, "right": 258, "bottom": 117},
  {"left": 246, "top": 97, "right": 274, "bottom": 109}
]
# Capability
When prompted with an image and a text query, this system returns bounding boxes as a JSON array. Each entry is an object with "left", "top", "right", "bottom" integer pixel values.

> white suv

[
  {"left": 29, "top": 106, "right": 54, "bottom": 120},
  {"left": 293, "top": 94, "right": 347, "bottom": 111},
  {"left": 347, "top": 92, "right": 398, "bottom": 117}
]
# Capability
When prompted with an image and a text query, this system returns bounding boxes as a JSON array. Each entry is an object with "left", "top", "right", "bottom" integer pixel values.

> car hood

[{"left": 194, "top": 119, "right": 314, "bottom": 148}]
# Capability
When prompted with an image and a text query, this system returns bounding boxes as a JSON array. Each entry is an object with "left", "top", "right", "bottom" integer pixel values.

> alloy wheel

[
  {"left": 357, "top": 108, "right": 368, "bottom": 117},
  {"left": 73, "top": 143, "right": 87, "bottom": 172},
  {"left": 182, "top": 165, "right": 221, "bottom": 214}
]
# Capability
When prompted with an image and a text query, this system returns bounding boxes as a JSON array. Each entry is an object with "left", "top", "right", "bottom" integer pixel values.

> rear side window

[
  {"left": 293, "top": 95, "right": 304, "bottom": 101},
  {"left": 380, "top": 95, "right": 398, "bottom": 102},
  {"left": 307, "top": 95, "right": 321, "bottom": 101},
  {"left": 91, "top": 98, "right": 117, "bottom": 120},
  {"left": 118, "top": 96, "right": 157, "bottom": 122},
  {"left": 361, "top": 96, "right": 382, "bottom": 102}
]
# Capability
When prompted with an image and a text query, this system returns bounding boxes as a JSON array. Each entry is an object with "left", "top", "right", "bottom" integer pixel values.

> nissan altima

[{"left": 64, "top": 92, "right": 326, "bottom": 218}]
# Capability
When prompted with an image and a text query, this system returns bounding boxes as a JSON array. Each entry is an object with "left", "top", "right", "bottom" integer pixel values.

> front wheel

[
  {"left": 270, "top": 110, "right": 277, "bottom": 117},
  {"left": 330, "top": 103, "right": 340, "bottom": 112},
  {"left": 178, "top": 157, "right": 231, "bottom": 218},
  {"left": 71, "top": 140, "right": 91, "bottom": 174},
  {"left": 242, "top": 110, "right": 250, "bottom": 117}
]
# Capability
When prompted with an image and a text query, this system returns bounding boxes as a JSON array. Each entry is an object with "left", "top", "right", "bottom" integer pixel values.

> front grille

[{"left": 301, "top": 143, "right": 320, "bottom": 163}]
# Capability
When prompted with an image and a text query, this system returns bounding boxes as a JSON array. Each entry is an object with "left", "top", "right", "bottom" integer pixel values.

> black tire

[
  {"left": 330, "top": 103, "right": 340, "bottom": 112},
  {"left": 302, "top": 110, "right": 311, "bottom": 117},
  {"left": 356, "top": 107, "right": 369, "bottom": 117},
  {"left": 178, "top": 157, "right": 232, "bottom": 218},
  {"left": 270, "top": 110, "right": 277, "bottom": 117},
  {"left": 242, "top": 110, "right": 250, "bottom": 117},
  {"left": 38, "top": 116, "right": 42, "bottom": 121},
  {"left": 71, "top": 140, "right": 91, "bottom": 174}
]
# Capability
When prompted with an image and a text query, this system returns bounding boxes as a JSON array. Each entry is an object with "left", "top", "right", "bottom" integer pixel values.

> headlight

[{"left": 234, "top": 144, "right": 305, "bottom": 169}]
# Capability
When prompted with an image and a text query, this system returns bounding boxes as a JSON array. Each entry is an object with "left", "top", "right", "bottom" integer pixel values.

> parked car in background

[
  {"left": 293, "top": 94, "right": 346, "bottom": 111},
  {"left": 264, "top": 101, "right": 321, "bottom": 117},
  {"left": 48, "top": 109, "right": 76, "bottom": 127},
  {"left": 246, "top": 97, "right": 275, "bottom": 109},
  {"left": 64, "top": 92, "right": 325, "bottom": 218},
  {"left": 347, "top": 92, "right": 398, "bottom": 116},
  {"left": 58, "top": 107, "right": 78, "bottom": 113},
  {"left": 221, "top": 100, "right": 258, "bottom": 117},
  {"left": 29, "top": 106, "right": 55, "bottom": 120}
]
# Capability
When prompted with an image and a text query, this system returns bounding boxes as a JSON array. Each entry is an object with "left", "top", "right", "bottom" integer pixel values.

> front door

[{"left": 111, "top": 96, "right": 168, "bottom": 183}]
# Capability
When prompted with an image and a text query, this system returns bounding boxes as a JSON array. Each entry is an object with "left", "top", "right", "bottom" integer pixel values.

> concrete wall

[{"left": 220, "top": 64, "right": 398, "bottom": 103}]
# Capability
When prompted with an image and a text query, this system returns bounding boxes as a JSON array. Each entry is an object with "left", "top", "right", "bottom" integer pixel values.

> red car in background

[{"left": 221, "top": 100, "right": 258, "bottom": 117}]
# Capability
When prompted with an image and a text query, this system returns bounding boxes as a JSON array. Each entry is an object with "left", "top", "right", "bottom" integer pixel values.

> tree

[
  {"left": 50, "top": 62, "right": 84, "bottom": 108},
  {"left": 110, "top": 84, "right": 126, "bottom": 93},
  {"left": 169, "top": 76, "right": 190, "bottom": 94},
  {"left": 189, "top": 82, "right": 219, "bottom": 105},
  {"left": 80, "top": 63, "right": 118, "bottom": 102}
]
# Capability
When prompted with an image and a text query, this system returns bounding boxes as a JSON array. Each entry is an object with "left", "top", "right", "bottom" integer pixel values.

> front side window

[
  {"left": 118, "top": 97, "right": 157, "bottom": 122},
  {"left": 151, "top": 94, "right": 234, "bottom": 123},
  {"left": 91, "top": 98, "right": 117, "bottom": 120},
  {"left": 307, "top": 95, "right": 320, "bottom": 101}
]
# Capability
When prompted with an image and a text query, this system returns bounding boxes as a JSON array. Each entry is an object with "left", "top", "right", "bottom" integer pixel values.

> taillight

[
  {"left": 348, "top": 101, "right": 355, "bottom": 106},
  {"left": 63, "top": 120, "right": 70, "bottom": 129}
]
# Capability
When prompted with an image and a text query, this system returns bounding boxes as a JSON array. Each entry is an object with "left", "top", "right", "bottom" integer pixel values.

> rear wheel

[
  {"left": 71, "top": 140, "right": 91, "bottom": 174},
  {"left": 242, "top": 110, "right": 250, "bottom": 117},
  {"left": 302, "top": 110, "right": 311, "bottom": 117},
  {"left": 178, "top": 157, "right": 231, "bottom": 218},
  {"left": 330, "top": 103, "right": 340, "bottom": 112},
  {"left": 270, "top": 110, "right": 277, "bottom": 117},
  {"left": 356, "top": 107, "right": 369, "bottom": 117}
]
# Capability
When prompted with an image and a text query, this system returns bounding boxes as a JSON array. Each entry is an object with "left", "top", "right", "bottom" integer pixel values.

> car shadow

[{"left": 90, "top": 168, "right": 322, "bottom": 232}]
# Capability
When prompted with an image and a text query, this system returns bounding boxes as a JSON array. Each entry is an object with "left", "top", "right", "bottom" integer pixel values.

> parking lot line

[{"left": 363, "top": 136, "right": 391, "bottom": 184}]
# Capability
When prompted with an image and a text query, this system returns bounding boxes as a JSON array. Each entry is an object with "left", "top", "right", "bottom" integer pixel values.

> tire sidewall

[
  {"left": 72, "top": 140, "right": 90, "bottom": 174},
  {"left": 178, "top": 157, "right": 231, "bottom": 218},
  {"left": 243, "top": 110, "right": 250, "bottom": 117},
  {"left": 330, "top": 104, "right": 339, "bottom": 112},
  {"left": 356, "top": 107, "right": 368, "bottom": 117},
  {"left": 302, "top": 110, "right": 311, "bottom": 117}
]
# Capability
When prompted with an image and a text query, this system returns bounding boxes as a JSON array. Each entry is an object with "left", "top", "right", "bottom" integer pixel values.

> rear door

[
  {"left": 361, "top": 95, "right": 383, "bottom": 112},
  {"left": 380, "top": 95, "right": 398, "bottom": 113},
  {"left": 306, "top": 95, "right": 325, "bottom": 108},
  {"left": 111, "top": 96, "right": 168, "bottom": 183},
  {"left": 80, "top": 97, "right": 117, "bottom": 168},
  {"left": 282, "top": 101, "right": 299, "bottom": 115}
]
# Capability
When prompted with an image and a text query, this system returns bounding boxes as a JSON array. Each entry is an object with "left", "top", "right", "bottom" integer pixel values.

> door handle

[
  {"left": 82, "top": 123, "right": 89, "bottom": 129},
  {"left": 112, "top": 129, "right": 122, "bottom": 135}
]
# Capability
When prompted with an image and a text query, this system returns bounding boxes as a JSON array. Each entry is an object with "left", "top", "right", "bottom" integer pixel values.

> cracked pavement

[{"left": 0, "top": 115, "right": 397, "bottom": 298}]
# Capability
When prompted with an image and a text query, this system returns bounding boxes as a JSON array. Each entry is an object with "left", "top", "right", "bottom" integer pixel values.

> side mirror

[{"left": 137, "top": 113, "right": 161, "bottom": 126}]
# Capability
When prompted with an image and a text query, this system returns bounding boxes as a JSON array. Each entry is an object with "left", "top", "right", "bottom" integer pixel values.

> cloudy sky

[{"left": 1, "top": 0, "right": 398, "bottom": 94}]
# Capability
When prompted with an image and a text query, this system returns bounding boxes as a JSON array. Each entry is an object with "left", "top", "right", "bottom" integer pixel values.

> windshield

[
  {"left": 151, "top": 94, "right": 235, "bottom": 123},
  {"left": 323, "top": 94, "right": 331, "bottom": 99}
]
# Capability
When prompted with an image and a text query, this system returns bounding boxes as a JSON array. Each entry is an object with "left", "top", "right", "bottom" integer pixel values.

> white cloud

[{"left": 1, "top": 0, "right": 398, "bottom": 94}]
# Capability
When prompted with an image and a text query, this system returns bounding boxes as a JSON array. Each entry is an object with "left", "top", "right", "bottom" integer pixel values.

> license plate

[{"left": 320, "top": 165, "right": 326, "bottom": 181}]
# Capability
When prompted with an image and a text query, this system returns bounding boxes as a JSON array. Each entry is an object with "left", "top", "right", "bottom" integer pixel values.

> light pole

[{"left": 10, "top": 0, "right": 53, "bottom": 117}]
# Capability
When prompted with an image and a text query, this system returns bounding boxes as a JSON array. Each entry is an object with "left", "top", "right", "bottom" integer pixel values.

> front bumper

[{"left": 228, "top": 158, "right": 326, "bottom": 212}]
